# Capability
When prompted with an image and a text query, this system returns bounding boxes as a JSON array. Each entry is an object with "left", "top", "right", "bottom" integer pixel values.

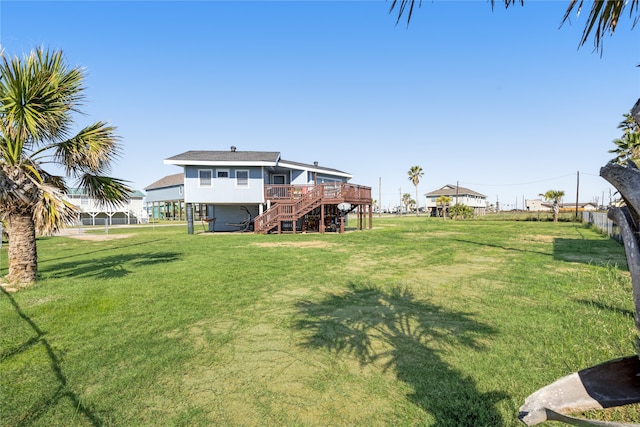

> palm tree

[
  {"left": 407, "top": 165, "right": 423, "bottom": 216},
  {"left": 402, "top": 193, "right": 414, "bottom": 214},
  {"left": 609, "top": 113, "right": 640, "bottom": 166},
  {"left": 540, "top": 190, "right": 565, "bottom": 222},
  {"left": 389, "top": 0, "right": 638, "bottom": 53},
  {"left": 0, "top": 48, "right": 131, "bottom": 285},
  {"left": 435, "top": 195, "right": 451, "bottom": 219}
]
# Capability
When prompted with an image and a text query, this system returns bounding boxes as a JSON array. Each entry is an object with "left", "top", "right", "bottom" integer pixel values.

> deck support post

[
  {"left": 186, "top": 203, "right": 194, "bottom": 234},
  {"left": 207, "top": 205, "right": 215, "bottom": 232}
]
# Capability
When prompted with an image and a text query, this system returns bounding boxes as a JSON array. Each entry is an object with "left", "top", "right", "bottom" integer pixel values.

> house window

[
  {"left": 217, "top": 169, "right": 229, "bottom": 178},
  {"left": 199, "top": 169, "right": 213, "bottom": 187},
  {"left": 236, "top": 170, "right": 249, "bottom": 188}
]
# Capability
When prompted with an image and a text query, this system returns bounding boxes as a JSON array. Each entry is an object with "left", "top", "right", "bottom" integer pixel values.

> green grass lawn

[{"left": 1, "top": 217, "right": 638, "bottom": 426}]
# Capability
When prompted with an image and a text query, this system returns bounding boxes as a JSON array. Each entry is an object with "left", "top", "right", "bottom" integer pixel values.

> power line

[{"left": 459, "top": 173, "right": 581, "bottom": 188}]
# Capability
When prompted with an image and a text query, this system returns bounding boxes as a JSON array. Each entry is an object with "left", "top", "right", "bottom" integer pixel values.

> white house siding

[
  {"left": 450, "top": 195, "right": 486, "bottom": 208},
  {"left": 526, "top": 199, "right": 550, "bottom": 212},
  {"left": 425, "top": 196, "right": 486, "bottom": 209},
  {"left": 64, "top": 192, "right": 146, "bottom": 225},
  {"left": 184, "top": 166, "right": 264, "bottom": 204}
]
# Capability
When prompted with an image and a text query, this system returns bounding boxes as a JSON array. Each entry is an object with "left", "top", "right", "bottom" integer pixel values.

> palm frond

[
  {"left": 40, "top": 169, "right": 69, "bottom": 193},
  {"left": 562, "top": 0, "right": 637, "bottom": 52},
  {"left": 32, "top": 183, "right": 78, "bottom": 235},
  {"left": 388, "top": 0, "right": 636, "bottom": 53},
  {"left": 390, "top": 0, "right": 525, "bottom": 25},
  {"left": 52, "top": 122, "right": 121, "bottom": 176},
  {"left": 389, "top": 0, "right": 421, "bottom": 26},
  {"left": 78, "top": 173, "right": 132, "bottom": 209},
  {"left": 0, "top": 48, "right": 85, "bottom": 150}
]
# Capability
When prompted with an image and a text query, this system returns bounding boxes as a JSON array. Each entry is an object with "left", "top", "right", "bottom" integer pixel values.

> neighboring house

[
  {"left": 525, "top": 199, "right": 549, "bottom": 212},
  {"left": 63, "top": 188, "right": 147, "bottom": 225},
  {"left": 145, "top": 173, "right": 185, "bottom": 220},
  {"left": 163, "top": 147, "right": 373, "bottom": 233},
  {"left": 424, "top": 184, "right": 488, "bottom": 217},
  {"left": 525, "top": 199, "right": 598, "bottom": 212}
]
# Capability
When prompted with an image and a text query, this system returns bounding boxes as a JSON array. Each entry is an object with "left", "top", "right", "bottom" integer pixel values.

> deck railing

[{"left": 264, "top": 183, "right": 371, "bottom": 204}]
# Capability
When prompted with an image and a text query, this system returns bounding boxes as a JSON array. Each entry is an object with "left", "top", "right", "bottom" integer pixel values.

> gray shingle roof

[
  {"left": 145, "top": 173, "right": 184, "bottom": 190},
  {"left": 165, "top": 150, "right": 281, "bottom": 163},
  {"left": 425, "top": 184, "right": 487, "bottom": 198},
  {"left": 164, "top": 150, "right": 352, "bottom": 178},
  {"left": 279, "top": 159, "right": 350, "bottom": 176}
]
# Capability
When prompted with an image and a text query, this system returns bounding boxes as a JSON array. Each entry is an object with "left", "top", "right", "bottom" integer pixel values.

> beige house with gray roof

[{"left": 425, "top": 184, "right": 488, "bottom": 217}]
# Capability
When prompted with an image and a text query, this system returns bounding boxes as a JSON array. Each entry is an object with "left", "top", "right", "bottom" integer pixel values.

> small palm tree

[
  {"left": 0, "top": 48, "right": 131, "bottom": 285},
  {"left": 435, "top": 195, "right": 451, "bottom": 219},
  {"left": 609, "top": 113, "right": 640, "bottom": 166},
  {"left": 540, "top": 190, "right": 565, "bottom": 222},
  {"left": 402, "top": 193, "right": 414, "bottom": 214},
  {"left": 407, "top": 165, "right": 423, "bottom": 215}
]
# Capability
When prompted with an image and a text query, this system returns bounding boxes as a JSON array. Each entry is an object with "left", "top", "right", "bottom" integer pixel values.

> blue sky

[{"left": 1, "top": 1, "right": 638, "bottom": 210}]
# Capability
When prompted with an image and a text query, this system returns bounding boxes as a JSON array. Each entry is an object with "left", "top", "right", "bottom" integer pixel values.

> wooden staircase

[{"left": 254, "top": 186, "right": 324, "bottom": 234}]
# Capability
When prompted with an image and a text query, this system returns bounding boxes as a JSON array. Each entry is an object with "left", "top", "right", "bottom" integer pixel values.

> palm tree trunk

[{"left": 7, "top": 213, "right": 38, "bottom": 284}]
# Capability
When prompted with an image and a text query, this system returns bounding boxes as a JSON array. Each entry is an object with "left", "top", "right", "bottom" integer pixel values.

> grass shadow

[
  {"left": 40, "top": 238, "right": 169, "bottom": 264},
  {"left": 553, "top": 238, "right": 627, "bottom": 269},
  {"left": 38, "top": 251, "right": 182, "bottom": 280},
  {"left": 295, "top": 283, "right": 506, "bottom": 426},
  {"left": 450, "top": 238, "right": 551, "bottom": 257},
  {"left": 574, "top": 298, "right": 635, "bottom": 319},
  {"left": 0, "top": 287, "right": 105, "bottom": 426}
]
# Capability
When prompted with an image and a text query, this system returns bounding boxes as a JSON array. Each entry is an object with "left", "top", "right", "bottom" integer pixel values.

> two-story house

[
  {"left": 424, "top": 184, "right": 488, "bottom": 217},
  {"left": 145, "top": 173, "right": 185, "bottom": 221},
  {"left": 63, "top": 188, "right": 147, "bottom": 225},
  {"left": 163, "top": 147, "right": 373, "bottom": 233}
]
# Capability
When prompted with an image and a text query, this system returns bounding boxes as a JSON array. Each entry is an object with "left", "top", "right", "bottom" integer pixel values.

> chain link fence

[{"left": 583, "top": 211, "right": 621, "bottom": 242}]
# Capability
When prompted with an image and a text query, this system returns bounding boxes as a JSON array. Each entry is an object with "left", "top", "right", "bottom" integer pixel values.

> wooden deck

[{"left": 254, "top": 183, "right": 373, "bottom": 234}]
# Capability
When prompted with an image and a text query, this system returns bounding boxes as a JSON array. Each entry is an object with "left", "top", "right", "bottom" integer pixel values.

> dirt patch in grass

[
  {"left": 420, "top": 231, "right": 464, "bottom": 237},
  {"left": 520, "top": 234, "right": 555, "bottom": 243},
  {"left": 253, "top": 241, "right": 334, "bottom": 249}
]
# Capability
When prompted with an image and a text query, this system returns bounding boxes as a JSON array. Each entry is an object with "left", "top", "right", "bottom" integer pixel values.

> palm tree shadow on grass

[
  {"left": 295, "top": 283, "right": 507, "bottom": 426},
  {"left": 1, "top": 287, "right": 105, "bottom": 426},
  {"left": 37, "top": 251, "right": 182, "bottom": 280}
]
